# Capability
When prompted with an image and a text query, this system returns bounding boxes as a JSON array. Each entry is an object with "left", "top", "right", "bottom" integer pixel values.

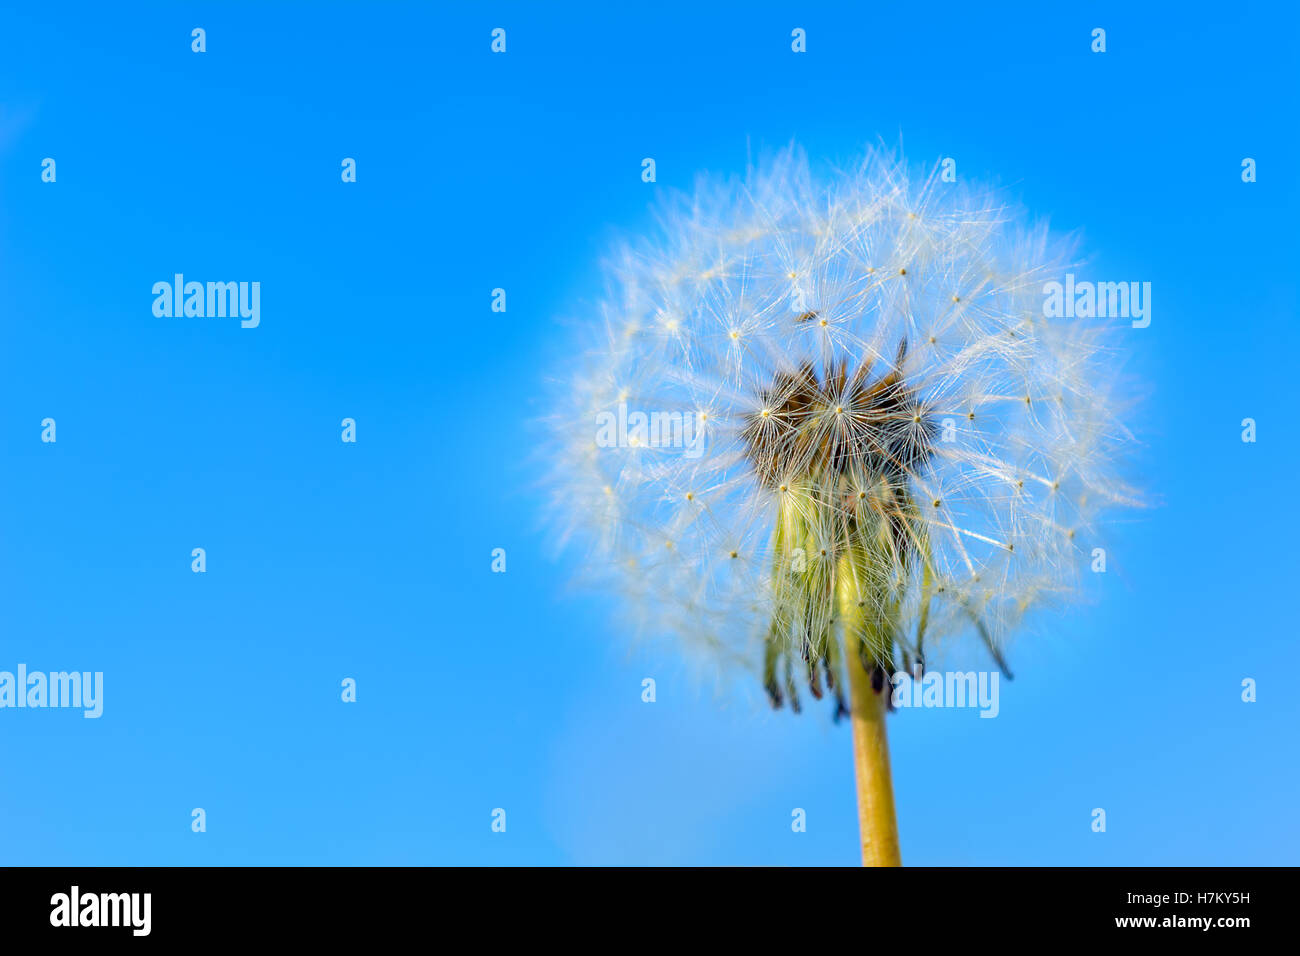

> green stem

[{"left": 838, "top": 555, "right": 902, "bottom": 866}]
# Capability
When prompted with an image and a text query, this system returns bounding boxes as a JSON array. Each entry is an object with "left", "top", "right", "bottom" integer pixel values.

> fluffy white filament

[{"left": 552, "top": 147, "right": 1137, "bottom": 687}]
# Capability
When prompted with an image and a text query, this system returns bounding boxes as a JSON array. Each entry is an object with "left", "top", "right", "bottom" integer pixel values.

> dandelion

[{"left": 550, "top": 147, "right": 1138, "bottom": 865}]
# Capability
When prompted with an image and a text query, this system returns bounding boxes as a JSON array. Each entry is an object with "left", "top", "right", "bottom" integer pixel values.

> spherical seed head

[{"left": 550, "top": 146, "right": 1139, "bottom": 699}]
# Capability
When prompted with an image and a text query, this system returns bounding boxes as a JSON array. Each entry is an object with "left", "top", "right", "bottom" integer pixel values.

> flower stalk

[{"left": 840, "top": 556, "right": 902, "bottom": 867}]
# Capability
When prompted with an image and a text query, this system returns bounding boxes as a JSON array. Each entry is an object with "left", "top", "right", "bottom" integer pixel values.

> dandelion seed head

[{"left": 550, "top": 146, "right": 1139, "bottom": 706}]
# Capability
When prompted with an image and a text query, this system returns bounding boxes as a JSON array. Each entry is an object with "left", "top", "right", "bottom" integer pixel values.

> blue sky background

[{"left": 1, "top": 1, "right": 1295, "bottom": 865}]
